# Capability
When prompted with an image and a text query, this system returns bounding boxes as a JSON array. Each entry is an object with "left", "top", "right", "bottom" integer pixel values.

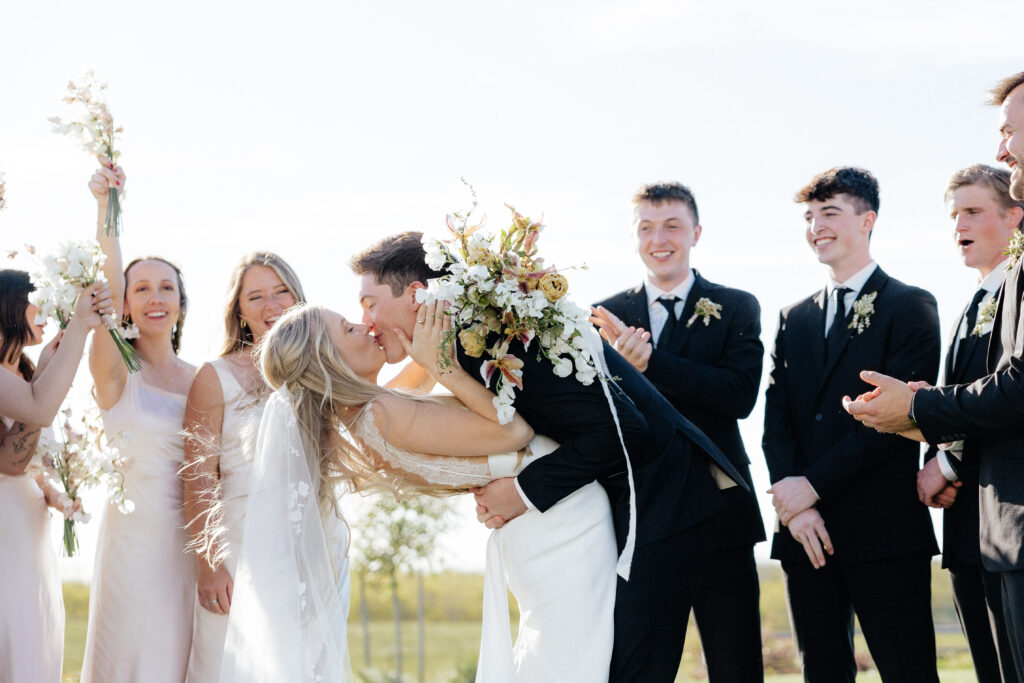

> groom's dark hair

[{"left": 350, "top": 231, "right": 435, "bottom": 296}]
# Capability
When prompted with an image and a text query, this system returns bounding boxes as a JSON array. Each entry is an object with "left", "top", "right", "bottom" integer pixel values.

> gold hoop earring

[{"left": 240, "top": 317, "right": 248, "bottom": 330}]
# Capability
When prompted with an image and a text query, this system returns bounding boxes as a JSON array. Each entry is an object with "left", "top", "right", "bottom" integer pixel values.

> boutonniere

[
  {"left": 972, "top": 296, "right": 998, "bottom": 337},
  {"left": 686, "top": 297, "right": 723, "bottom": 328},
  {"left": 1007, "top": 230, "right": 1024, "bottom": 269},
  {"left": 847, "top": 291, "right": 877, "bottom": 334}
]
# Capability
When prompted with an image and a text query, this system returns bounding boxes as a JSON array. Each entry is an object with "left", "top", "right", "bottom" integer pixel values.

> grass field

[{"left": 60, "top": 563, "right": 982, "bottom": 682}]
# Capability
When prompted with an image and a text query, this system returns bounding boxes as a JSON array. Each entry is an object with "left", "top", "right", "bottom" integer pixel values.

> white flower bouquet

[
  {"left": 29, "top": 239, "right": 141, "bottom": 371},
  {"left": 418, "top": 201, "right": 599, "bottom": 424},
  {"left": 0, "top": 171, "right": 6, "bottom": 212},
  {"left": 38, "top": 406, "right": 133, "bottom": 556},
  {"left": 49, "top": 70, "right": 125, "bottom": 235}
]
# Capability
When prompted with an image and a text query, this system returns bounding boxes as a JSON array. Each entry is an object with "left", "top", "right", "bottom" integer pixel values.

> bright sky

[{"left": 2, "top": 1, "right": 1022, "bottom": 578}]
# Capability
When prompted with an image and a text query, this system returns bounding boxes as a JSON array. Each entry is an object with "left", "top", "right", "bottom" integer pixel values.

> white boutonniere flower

[
  {"left": 972, "top": 296, "right": 998, "bottom": 337},
  {"left": 847, "top": 291, "right": 877, "bottom": 334},
  {"left": 1006, "top": 230, "right": 1024, "bottom": 269},
  {"left": 686, "top": 297, "right": 722, "bottom": 328}
]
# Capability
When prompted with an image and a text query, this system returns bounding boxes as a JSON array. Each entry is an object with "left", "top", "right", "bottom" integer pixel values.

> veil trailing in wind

[{"left": 220, "top": 387, "right": 352, "bottom": 682}]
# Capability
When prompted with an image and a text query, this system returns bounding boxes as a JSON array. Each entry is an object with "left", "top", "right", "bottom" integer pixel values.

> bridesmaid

[
  {"left": 0, "top": 270, "right": 111, "bottom": 683},
  {"left": 182, "top": 252, "right": 305, "bottom": 681},
  {"left": 81, "top": 160, "right": 198, "bottom": 682}
]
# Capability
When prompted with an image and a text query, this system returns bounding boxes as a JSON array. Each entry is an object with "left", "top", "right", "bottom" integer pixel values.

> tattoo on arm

[{"left": 4, "top": 422, "right": 42, "bottom": 467}]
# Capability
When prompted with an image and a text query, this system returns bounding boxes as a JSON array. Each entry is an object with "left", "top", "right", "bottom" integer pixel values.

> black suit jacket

[
  {"left": 595, "top": 272, "right": 766, "bottom": 548},
  {"left": 915, "top": 258, "right": 1024, "bottom": 572},
  {"left": 763, "top": 266, "right": 940, "bottom": 564},
  {"left": 923, "top": 294, "right": 990, "bottom": 568},
  {"left": 458, "top": 336, "right": 749, "bottom": 553}
]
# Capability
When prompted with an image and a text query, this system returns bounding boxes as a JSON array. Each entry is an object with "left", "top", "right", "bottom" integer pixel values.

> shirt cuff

[
  {"left": 513, "top": 476, "right": 537, "bottom": 511},
  {"left": 806, "top": 478, "right": 821, "bottom": 502},
  {"left": 937, "top": 449, "right": 960, "bottom": 482}
]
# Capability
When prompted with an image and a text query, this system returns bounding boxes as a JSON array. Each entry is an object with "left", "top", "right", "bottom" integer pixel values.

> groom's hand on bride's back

[{"left": 473, "top": 478, "right": 527, "bottom": 528}]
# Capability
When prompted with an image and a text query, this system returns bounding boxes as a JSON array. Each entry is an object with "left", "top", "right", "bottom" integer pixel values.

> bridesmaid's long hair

[
  {"left": 258, "top": 303, "right": 445, "bottom": 508},
  {"left": 0, "top": 270, "right": 37, "bottom": 380},
  {"left": 220, "top": 252, "right": 305, "bottom": 356}
]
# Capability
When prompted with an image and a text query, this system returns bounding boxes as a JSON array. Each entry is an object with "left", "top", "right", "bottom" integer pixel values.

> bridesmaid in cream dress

[
  {"left": 0, "top": 269, "right": 103, "bottom": 683},
  {"left": 181, "top": 252, "right": 305, "bottom": 681},
  {"left": 81, "top": 162, "right": 198, "bottom": 682}
]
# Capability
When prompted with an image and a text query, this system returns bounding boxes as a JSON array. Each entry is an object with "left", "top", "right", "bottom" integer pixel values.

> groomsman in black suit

[
  {"left": 762, "top": 166, "right": 941, "bottom": 682},
  {"left": 846, "top": 72, "right": 1024, "bottom": 678},
  {"left": 919, "top": 165, "right": 1022, "bottom": 683},
  {"left": 591, "top": 181, "right": 766, "bottom": 682}
]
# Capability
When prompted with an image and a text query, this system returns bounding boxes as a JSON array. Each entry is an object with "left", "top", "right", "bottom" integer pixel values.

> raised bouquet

[
  {"left": 37, "top": 405, "right": 133, "bottom": 556},
  {"left": 28, "top": 239, "right": 141, "bottom": 371},
  {"left": 418, "top": 200, "right": 599, "bottom": 423},
  {"left": 49, "top": 70, "right": 124, "bottom": 235}
]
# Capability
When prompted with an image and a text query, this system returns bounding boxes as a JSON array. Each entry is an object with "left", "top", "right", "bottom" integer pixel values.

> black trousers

[
  {"left": 692, "top": 545, "right": 763, "bottom": 682},
  {"left": 782, "top": 553, "right": 939, "bottom": 683},
  {"left": 950, "top": 560, "right": 1018, "bottom": 683},
  {"left": 609, "top": 516, "right": 717, "bottom": 682},
  {"left": 1000, "top": 570, "right": 1024, "bottom": 682}
]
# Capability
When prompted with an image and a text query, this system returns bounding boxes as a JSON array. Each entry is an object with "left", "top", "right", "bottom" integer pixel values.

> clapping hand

[
  {"left": 590, "top": 306, "right": 652, "bottom": 372},
  {"left": 841, "top": 371, "right": 917, "bottom": 433}
]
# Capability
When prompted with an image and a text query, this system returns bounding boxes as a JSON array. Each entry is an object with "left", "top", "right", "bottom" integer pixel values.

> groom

[{"left": 351, "top": 231, "right": 748, "bottom": 681}]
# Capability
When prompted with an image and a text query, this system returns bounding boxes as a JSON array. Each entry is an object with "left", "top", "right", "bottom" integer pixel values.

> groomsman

[
  {"left": 591, "top": 182, "right": 766, "bottom": 682},
  {"left": 845, "top": 72, "right": 1024, "bottom": 678},
  {"left": 762, "top": 166, "right": 941, "bottom": 682},
  {"left": 921, "top": 165, "right": 1021, "bottom": 683}
]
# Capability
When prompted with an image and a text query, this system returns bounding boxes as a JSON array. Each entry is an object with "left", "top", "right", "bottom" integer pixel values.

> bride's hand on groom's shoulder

[{"left": 397, "top": 300, "right": 457, "bottom": 383}]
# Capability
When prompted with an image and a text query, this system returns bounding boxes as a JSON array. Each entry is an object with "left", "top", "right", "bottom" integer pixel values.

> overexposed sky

[{"left": 3, "top": 0, "right": 1021, "bottom": 577}]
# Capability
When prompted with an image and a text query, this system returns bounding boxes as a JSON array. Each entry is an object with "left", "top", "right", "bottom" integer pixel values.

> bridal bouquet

[
  {"left": 49, "top": 70, "right": 124, "bottom": 235},
  {"left": 418, "top": 201, "right": 599, "bottom": 423},
  {"left": 38, "top": 406, "right": 133, "bottom": 556},
  {"left": 28, "top": 239, "right": 141, "bottom": 371}
]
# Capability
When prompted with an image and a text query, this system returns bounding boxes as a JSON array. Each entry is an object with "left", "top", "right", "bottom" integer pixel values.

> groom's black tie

[
  {"left": 656, "top": 296, "right": 680, "bottom": 350},
  {"left": 825, "top": 287, "right": 852, "bottom": 364}
]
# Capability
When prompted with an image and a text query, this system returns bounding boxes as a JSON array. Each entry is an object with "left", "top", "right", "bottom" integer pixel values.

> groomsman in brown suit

[{"left": 592, "top": 182, "right": 766, "bottom": 682}]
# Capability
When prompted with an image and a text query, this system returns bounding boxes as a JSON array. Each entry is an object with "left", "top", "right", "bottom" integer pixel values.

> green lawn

[{"left": 61, "top": 565, "right": 982, "bottom": 682}]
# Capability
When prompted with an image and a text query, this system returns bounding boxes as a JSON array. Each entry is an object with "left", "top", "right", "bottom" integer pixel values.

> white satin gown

[{"left": 81, "top": 373, "right": 197, "bottom": 683}]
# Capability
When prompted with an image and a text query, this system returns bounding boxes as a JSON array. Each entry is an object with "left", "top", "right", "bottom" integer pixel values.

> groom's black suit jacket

[
  {"left": 915, "top": 258, "right": 1024, "bottom": 572},
  {"left": 763, "top": 266, "right": 939, "bottom": 564},
  {"left": 458, "top": 335, "right": 748, "bottom": 553},
  {"left": 594, "top": 272, "right": 766, "bottom": 548},
  {"left": 923, "top": 295, "right": 989, "bottom": 569}
]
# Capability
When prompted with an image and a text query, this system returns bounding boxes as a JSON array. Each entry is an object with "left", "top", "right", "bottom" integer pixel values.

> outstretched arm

[{"left": 89, "top": 159, "right": 130, "bottom": 410}]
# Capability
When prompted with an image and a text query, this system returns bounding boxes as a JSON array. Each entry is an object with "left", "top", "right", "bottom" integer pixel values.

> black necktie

[
  {"left": 656, "top": 296, "right": 679, "bottom": 350},
  {"left": 954, "top": 288, "right": 988, "bottom": 371},
  {"left": 825, "top": 287, "right": 852, "bottom": 363}
]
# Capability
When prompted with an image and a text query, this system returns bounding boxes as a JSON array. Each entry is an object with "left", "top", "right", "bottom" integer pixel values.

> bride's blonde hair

[{"left": 258, "top": 303, "right": 446, "bottom": 508}]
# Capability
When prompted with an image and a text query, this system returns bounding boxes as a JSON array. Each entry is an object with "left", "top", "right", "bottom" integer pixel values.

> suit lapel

[
  {"left": 619, "top": 284, "right": 651, "bottom": 331},
  {"left": 819, "top": 267, "right": 889, "bottom": 390},
  {"left": 943, "top": 301, "right": 969, "bottom": 384},
  {"left": 953, "top": 331, "right": 982, "bottom": 384},
  {"left": 665, "top": 272, "right": 708, "bottom": 352}
]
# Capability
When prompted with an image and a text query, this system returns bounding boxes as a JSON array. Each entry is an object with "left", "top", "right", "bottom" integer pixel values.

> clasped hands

[{"left": 768, "top": 476, "right": 833, "bottom": 569}]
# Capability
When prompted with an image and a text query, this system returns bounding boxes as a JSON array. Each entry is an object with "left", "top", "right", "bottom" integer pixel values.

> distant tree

[{"left": 353, "top": 495, "right": 452, "bottom": 682}]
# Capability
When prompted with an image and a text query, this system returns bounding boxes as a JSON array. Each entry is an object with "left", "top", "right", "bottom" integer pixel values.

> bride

[{"left": 220, "top": 300, "right": 616, "bottom": 682}]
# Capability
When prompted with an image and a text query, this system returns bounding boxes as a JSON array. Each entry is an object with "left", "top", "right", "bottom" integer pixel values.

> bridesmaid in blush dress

[
  {"left": 182, "top": 252, "right": 305, "bottom": 682},
  {"left": 81, "top": 162, "right": 198, "bottom": 683}
]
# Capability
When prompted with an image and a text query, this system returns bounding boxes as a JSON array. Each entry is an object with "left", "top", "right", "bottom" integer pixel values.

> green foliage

[{"left": 353, "top": 496, "right": 453, "bottom": 578}]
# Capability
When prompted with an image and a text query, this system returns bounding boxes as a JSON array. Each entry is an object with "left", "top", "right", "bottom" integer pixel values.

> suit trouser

[
  {"left": 950, "top": 560, "right": 1018, "bottom": 683},
  {"left": 691, "top": 544, "right": 763, "bottom": 682},
  {"left": 999, "top": 570, "right": 1024, "bottom": 683},
  {"left": 782, "top": 552, "right": 938, "bottom": 683},
  {"left": 609, "top": 515, "right": 716, "bottom": 683}
]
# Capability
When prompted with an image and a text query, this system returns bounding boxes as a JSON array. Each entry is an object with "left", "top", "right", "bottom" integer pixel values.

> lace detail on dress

[{"left": 353, "top": 408, "right": 494, "bottom": 488}]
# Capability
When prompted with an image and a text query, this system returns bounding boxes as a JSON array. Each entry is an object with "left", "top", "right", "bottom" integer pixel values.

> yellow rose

[
  {"left": 467, "top": 246, "right": 492, "bottom": 267},
  {"left": 458, "top": 327, "right": 488, "bottom": 358},
  {"left": 539, "top": 273, "right": 569, "bottom": 302}
]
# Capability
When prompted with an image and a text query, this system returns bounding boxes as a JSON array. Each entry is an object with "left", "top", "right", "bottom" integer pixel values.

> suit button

[{"left": 815, "top": 413, "right": 823, "bottom": 422}]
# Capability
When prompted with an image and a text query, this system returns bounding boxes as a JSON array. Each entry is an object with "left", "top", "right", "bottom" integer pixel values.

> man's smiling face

[
  {"left": 635, "top": 200, "right": 701, "bottom": 290},
  {"left": 997, "top": 84, "right": 1024, "bottom": 200},
  {"left": 803, "top": 193, "right": 874, "bottom": 274}
]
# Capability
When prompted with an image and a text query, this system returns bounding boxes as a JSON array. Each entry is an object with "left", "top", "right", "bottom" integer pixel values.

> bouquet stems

[
  {"left": 109, "top": 327, "right": 142, "bottom": 372},
  {"left": 62, "top": 518, "right": 78, "bottom": 557},
  {"left": 104, "top": 187, "right": 123, "bottom": 236}
]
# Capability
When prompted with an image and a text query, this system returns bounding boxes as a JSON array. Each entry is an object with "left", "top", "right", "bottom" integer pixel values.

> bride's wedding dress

[{"left": 221, "top": 388, "right": 615, "bottom": 682}]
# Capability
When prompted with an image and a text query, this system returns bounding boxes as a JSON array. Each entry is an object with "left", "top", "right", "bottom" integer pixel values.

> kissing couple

[{"left": 218, "top": 224, "right": 747, "bottom": 683}]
